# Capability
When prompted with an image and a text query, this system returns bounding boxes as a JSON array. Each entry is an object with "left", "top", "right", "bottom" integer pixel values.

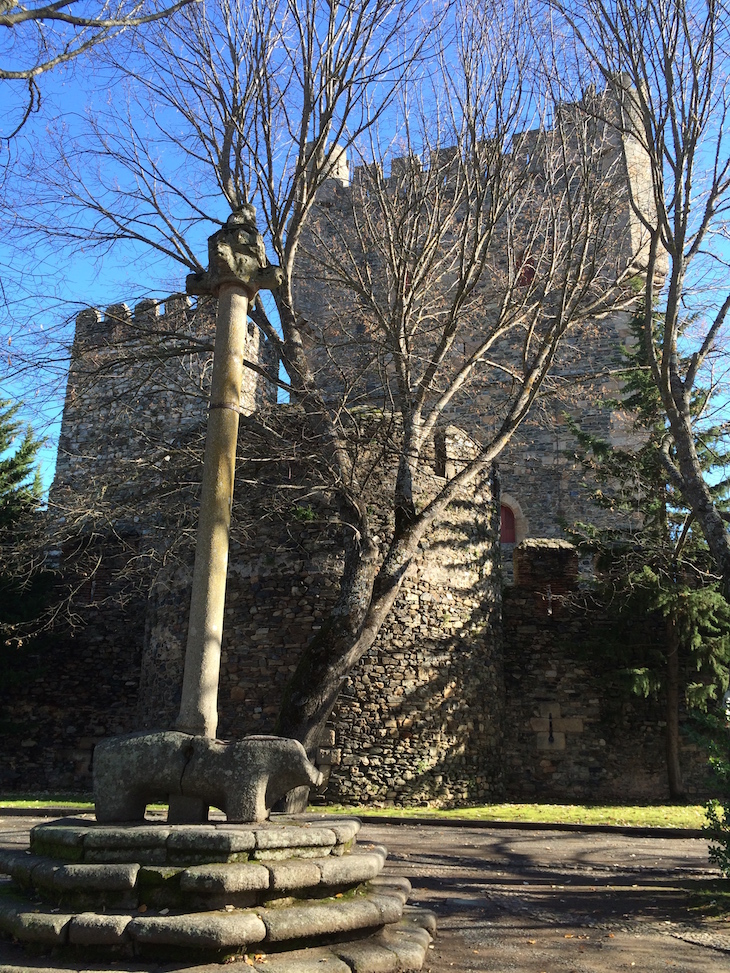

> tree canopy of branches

[
  {"left": 0, "top": 0, "right": 200, "bottom": 80},
  {"left": 1, "top": 0, "right": 199, "bottom": 142},
  {"left": 13, "top": 0, "right": 653, "bottom": 775},
  {"left": 548, "top": 0, "right": 730, "bottom": 598}
]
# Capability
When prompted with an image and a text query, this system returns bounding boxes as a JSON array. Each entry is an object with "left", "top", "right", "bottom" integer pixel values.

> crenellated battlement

[
  {"left": 305, "top": 76, "right": 660, "bottom": 299},
  {"left": 320, "top": 77, "right": 641, "bottom": 200},
  {"left": 72, "top": 293, "right": 210, "bottom": 352}
]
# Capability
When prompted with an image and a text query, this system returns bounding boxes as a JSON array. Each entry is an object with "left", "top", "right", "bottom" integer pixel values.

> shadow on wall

[
  {"left": 325, "top": 494, "right": 505, "bottom": 806},
  {"left": 137, "top": 480, "right": 505, "bottom": 806}
]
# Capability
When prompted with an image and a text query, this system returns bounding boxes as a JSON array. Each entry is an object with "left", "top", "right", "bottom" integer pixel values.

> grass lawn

[
  {"left": 0, "top": 795, "right": 94, "bottom": 808},
  {"left": 0, "top": 795, "right": 709, "bottom": 829},
  {"left": 320, "top": 802, "right": 709, "bottom": 829}
]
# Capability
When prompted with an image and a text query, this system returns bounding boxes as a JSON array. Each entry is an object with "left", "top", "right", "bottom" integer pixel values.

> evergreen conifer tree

[
  {"left": 0, "top": 399, "right": 42, "bottom": 530},
  {"left": 568, "top": 315, "right": 730, "bottom": 798},
  {"left": 0, "top": 399, "right": 45, "bottom": 645}
]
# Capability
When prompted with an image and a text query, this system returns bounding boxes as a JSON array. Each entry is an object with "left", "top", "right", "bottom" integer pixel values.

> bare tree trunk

[
  {"left": 665, "top": 613, "right": 685, "bottom": 800},
  {"left": 667, "top": 407, "right": 730, "bottom": 603},
  {"left": 273, "top": 526, "right": 422, "bottom": 812},
  {"left": 275, "top": 528, "right": 421, "bottom": 749}
]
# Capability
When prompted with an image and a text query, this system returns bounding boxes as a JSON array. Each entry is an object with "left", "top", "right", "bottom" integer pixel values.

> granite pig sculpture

[{"left": 93, "top": 731, "right": 324, "bottom": 823}]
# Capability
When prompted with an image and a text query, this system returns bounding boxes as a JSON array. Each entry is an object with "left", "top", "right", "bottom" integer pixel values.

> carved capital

[{"left": 186, "top": 204, "right": 283, "bottom": 298}]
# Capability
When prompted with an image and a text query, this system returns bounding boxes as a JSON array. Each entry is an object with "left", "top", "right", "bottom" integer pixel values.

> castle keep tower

[
  {"left": 291, "top": 78, "right": 661, "bottom": 562},
  {"left": 53, "top": 295, "right": 270, "bottom": 532}
]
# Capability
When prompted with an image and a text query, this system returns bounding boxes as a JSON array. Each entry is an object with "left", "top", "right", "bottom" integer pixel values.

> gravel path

[{"left": 359, "top": 821, "right": 730, "bottom": 973}]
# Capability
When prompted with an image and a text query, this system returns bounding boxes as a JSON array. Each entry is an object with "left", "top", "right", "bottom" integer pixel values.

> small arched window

[
  {"left": 516, "top": 249, "right": 536, "bottom": 287},
  {"left": 500, "top": 504, "right": 516, "bottom": 543}
]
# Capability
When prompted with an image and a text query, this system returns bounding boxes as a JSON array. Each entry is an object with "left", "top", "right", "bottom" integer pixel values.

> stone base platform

[{"left": 0, "top": 816, "right": 435, "bottom": 970}]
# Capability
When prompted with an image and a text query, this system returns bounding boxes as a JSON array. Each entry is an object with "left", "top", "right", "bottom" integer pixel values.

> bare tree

[
  {"left": 1, "top": 0, "right": 200, "bottom": 141},
  {"left": 20, "top": 0, "right": 648, "bottom": 778},
  {"left": 271, "top": 9, "right": 641, "bottom": 752},
  {"left": 547, "top": 0, "right": 730, "bottom": 598}
]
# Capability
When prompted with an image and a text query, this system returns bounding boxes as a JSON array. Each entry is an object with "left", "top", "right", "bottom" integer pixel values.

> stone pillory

[
  {"left": 92, "top": 206, "right": 295, "bottom": 826},
  {"left": 177, "top": 205, "right": 284, "bottom": 745},
  {"left": 0, "top": 210, "right": 437, "bottom": 969}
]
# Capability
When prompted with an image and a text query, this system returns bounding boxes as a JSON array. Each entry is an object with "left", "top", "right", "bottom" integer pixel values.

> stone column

[
  {"left": 176, "top": 285, "right": 251, "bottom": 738},
  {"left": 176, "top": 206, "right": 282, "bottom": 741}
]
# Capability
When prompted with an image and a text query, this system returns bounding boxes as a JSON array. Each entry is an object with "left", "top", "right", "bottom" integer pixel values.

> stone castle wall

[
  {"left": 0, "top": 570, "right": 144, "bottom": 792},
  {"left": 3, "top": 394, "right": 507, "bottom": 802},
  {"left": 502, "top": 581, "right": 711, "bottom": 802},
  {"left": 1, "top": 535, "right": 712, "bottom": 802},
  {"left": 136, "top": 415, "right": 504, "bottom": 805}
]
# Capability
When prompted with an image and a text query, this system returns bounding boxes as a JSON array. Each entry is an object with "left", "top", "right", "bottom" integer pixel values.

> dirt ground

[{"left": 1, "top": 815, "right": 729, "bottom": 973}]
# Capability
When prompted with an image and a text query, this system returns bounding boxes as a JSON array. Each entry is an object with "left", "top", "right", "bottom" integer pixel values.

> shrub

[{"left": 702, "top": 697, "right": 730, "bottom": 878}]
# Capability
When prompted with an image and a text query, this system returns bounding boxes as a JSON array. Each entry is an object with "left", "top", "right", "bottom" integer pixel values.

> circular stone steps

[{"left": 0, "top": 815, "right": 435, "bottom": 970}]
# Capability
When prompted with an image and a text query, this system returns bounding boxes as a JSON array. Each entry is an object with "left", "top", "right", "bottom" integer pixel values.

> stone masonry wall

[
  {"left": 52, "top": 295, "right": 272, "bottom": 537},
  {"left": 490, "top": 309, "right": 641, "bottom": 549},
  {"left": 5, "top": 539, "right": 714, "bottom": 802},
  {"left": 502, "top": 565, "right": 711, "bottom": 802},
  {"left": 1, "top": 535, "right": 715, "bottom": 801},
  {"left": 327, "top": 484, "right": 503, "bottom": 806},
  {"left": 5, "top": 290, "right": 508, "bottom": 802},
  {"left": 0, "top": 556, "right": 145, "bottom": 792},
  {"left": 138, "top": 415, "right": 505, "bottom": 806}
]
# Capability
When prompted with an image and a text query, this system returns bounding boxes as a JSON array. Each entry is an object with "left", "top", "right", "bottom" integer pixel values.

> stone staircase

[{"left": 0, "top": 815, "right": 435, "bottom": 970}]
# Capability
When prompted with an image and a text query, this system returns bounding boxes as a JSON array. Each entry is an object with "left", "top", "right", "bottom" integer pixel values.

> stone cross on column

[{"left": 178, "top": 206, "right": 282, "bottom": 740}]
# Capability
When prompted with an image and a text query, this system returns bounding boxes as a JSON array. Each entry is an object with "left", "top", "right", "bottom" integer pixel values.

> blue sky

[{"left": 1, "top": 55, "right": 211, "bottom": 491}]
